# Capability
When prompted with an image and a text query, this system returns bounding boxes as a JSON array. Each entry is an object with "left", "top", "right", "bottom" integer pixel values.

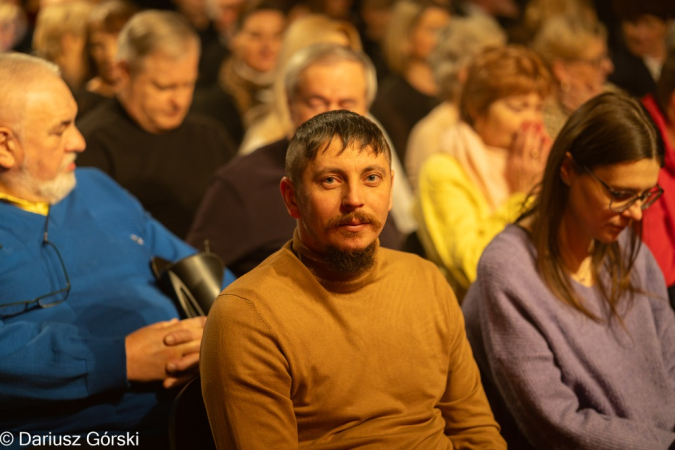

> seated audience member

[
  {"left": 642, "top": 49, "right": 675, "bottom": 304},
  {"left": 238, "top": 13, "right": 363, "bottom": 155},
  {"left": 532, "top": 14, "right": 614, "bottom": 138},
  {"left": 191, "top": 0, "right": 286, "bottom": 146},
  {"left": 0, "top": 53, "right": 235, "bottom": 445},
  {"left": 187, "top": 44, "right": 400, "bottom": 277},
  {"left": 370, "top": 0, "right": 450, "bottom": 166},
  {"left": 213, "top": 0, "right": 286, "bottom": 127},
  {"left": 201, "top": 109, "right": 506, "bottom": 449},
  {"left": 33, "top": 1, "right": 93, "bottom": 90},
  {"left": 77, "top": 10, "right": 237, "bottom": 239},
  {"left": 463, "top": 92, "right": 674, "bottom": 449},
  {"left": 85, "top": 0, "right": 137, "bottom": 98},
  {"left": 415, "top": 45, "right": 552, "bottom": 300},
  {"left": 608, "top": 0, "right": 674, "bottom": 99},
  {"left": 406, "top": 15, "right": 505, "bottom": 190}
]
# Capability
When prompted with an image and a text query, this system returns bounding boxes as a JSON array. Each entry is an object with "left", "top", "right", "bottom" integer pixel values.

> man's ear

[
  {"left": 560, "top": 152, "right": 576, "bottom": 186},
  {"left": 280, "top": 176, "right": 302, "bottom": 219},
  {"left": 0, "top": 128, "right": 19, "bottom": 170}
]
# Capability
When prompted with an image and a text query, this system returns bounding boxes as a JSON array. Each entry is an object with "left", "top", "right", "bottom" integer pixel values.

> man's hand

[{"left": 125, "top": 316, "right": 207, "bottom": 389}]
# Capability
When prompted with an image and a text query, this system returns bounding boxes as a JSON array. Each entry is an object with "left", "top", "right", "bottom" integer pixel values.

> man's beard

[
  {"left": 322, "top": 211, "right": 381, "bottom": 275},
  {"left": 14, "top": 155, "right": 77, "bottom": 204}
]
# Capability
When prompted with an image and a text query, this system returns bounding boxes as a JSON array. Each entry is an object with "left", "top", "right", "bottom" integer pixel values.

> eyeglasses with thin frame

[
  {"left": 1, "top": 212, "right": 71, "bottom": 315},
  {"left": 581, "top": 165, "right": 664, "bottom": 213}
]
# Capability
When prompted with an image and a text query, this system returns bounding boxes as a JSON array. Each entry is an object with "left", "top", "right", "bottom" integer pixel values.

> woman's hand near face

[{"left": 506, "top": 121, "right": 552, "bottom": 194}]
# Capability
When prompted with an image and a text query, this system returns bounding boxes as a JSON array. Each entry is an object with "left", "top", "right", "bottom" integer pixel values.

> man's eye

[
  {"left": 365, "top": 174, "right": 382, "bottom": 185},
  {"left": 321, "top": 177, "right": 338, "bottom": 187}
]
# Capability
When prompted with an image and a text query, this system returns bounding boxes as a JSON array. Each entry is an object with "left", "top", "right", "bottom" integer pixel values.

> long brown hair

[{"left": 520, "top": 92, "right": 664, "bottom": 322}]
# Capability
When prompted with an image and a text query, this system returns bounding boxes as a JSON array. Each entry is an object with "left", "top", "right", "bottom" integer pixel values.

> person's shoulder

[
  {"left": 477, "top": 225, "right": 535, "bottom": 277},
  {"left": 76, "top": 98, "right": 123, "bottom": 134},
  {"left": 220, "top": 245, "right": 313, "bottom": 301}
]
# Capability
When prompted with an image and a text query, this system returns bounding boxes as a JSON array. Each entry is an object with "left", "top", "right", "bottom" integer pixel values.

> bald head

[{"left": 0, "top": 54, "right": 62, "bottom": 139}]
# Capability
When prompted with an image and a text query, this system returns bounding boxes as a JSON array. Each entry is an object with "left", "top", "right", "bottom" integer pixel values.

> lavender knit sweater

[{"left": 463, "top": 225, "right": 675, "bottom": 450}]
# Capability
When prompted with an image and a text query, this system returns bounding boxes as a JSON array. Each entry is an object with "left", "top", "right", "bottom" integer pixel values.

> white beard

[{"left": 14, "top": 156, "right": 77, "bottom": 204}]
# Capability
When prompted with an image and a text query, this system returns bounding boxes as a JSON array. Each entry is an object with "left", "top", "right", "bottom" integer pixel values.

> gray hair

[
  {"left": 0, "top": 53, "right": 61, "bottom": 141},
  {"left": 116, "top": 10, "right": 199, "bottom": 73},
  {"left": 532, "top": 14, "right": 607, "bottom": 65},
  {"left": 284, "top": 43, "right": 377, "bottom": 108},
  {"left": 430, "top": 16, "right": 506, "bottom": 102}
]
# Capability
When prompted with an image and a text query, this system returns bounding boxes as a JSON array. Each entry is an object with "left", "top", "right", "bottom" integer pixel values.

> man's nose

[
  {"left": 68, "top": 126, "right": 86, "bottom": 153},
  {"left": 341, "top": 182, "right": 364, "bottom": 210}
]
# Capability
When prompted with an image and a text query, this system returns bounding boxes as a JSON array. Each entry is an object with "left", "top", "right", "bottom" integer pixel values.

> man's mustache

[{"left": 325, "top": 211, "right": 382, "bottom": 231}]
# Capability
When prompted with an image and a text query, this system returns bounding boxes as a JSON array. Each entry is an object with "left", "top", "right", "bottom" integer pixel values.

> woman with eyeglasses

[{"left": 462, "top": 92, "right": 675, "bottom": 450}]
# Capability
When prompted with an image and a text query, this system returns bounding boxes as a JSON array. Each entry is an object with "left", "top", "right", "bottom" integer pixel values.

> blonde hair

[
  {"left": 459, "top": 45, "right": 553, "bottom": 126},
  {"left": 33, "top": 1, "right": 93, "bottom": 63}
]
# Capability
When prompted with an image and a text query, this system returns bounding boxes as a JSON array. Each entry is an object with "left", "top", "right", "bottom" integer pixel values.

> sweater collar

[
  {"left": 291, "top": 228, "right": 379, "bottom": 293},
  {"left": 0, "top": 192, "right": 50, "bottom": 215}
]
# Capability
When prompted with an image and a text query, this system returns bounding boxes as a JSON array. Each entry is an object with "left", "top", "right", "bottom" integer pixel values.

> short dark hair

[{"left": 285, "top": 110, "right": 391, "bottom": 185}]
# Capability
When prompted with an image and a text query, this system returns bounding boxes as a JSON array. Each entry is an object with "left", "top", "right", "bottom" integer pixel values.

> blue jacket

[{"left": 0, "top": 168, "right": 235, "bottom": 439}]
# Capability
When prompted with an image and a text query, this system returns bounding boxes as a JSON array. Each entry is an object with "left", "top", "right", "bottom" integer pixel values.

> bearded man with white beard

[{"left": 0, "top": 53, "right": 235, "bottom": 446}]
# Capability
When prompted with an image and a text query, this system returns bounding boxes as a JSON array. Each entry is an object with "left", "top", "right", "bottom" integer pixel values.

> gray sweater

[{"left": 463, "top": 225, "right": 675, "bottom": 450}]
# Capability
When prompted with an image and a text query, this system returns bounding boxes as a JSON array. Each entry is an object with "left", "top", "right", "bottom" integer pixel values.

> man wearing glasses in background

[{"left": 0, "top": 53, "right": 234, "bottom": 448}]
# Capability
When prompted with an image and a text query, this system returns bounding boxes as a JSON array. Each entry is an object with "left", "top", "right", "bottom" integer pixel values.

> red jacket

[{"left": 642, "top": 95, "right": 675, "bottom": 286}]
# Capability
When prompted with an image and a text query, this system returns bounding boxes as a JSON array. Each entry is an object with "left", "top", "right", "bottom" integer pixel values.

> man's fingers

[
  {"left": 167, "top": 352, "right": 200, "bottom": 375},
  {"left": 164, "top": 328, "right": 202, "bottom": 346}
]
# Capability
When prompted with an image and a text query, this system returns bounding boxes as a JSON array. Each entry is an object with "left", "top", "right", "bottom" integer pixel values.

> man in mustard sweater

[{"left": 201, "top": 110, "right": 505, "bottom": 449}]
